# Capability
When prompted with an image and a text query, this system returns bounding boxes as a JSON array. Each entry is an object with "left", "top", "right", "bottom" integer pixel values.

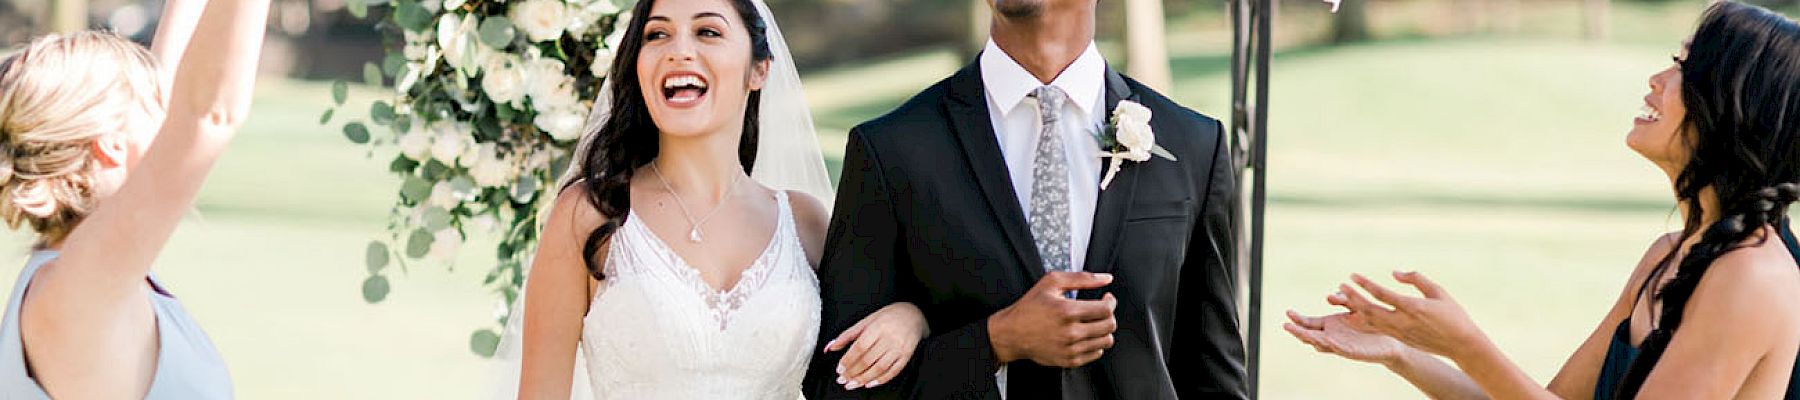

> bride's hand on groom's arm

[
  {"left": 823, "top": 302, "right": 929, "bottom": 390},
  {"left": 987, "top": 272, "right": 1119, "bottom": 368}
]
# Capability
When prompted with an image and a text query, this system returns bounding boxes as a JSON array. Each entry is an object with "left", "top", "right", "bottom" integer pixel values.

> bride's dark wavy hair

[
  {"left": 565, "top": 0, "right": 772, "bottom": 279},
  {"left": 1615, "top": 2, "right": 1800, "bottom": 397}
]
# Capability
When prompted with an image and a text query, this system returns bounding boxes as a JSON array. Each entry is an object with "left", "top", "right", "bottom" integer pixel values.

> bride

[{"left": 495, "top": 0, "right": 930, "bottom": 397}]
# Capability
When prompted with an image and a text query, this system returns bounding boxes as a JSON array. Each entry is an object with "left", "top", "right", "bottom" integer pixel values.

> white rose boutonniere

[{"left": 1096, "top": 100, "right": 1177, "bottom": 190}]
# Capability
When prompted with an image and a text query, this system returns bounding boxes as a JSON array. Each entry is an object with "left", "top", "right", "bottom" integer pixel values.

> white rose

[
  {"left": 430, "top": 123, "right": 469, "bottom": 166},
  {"left": 428, "top": 228, "right": 462, "bottom": 261},
  {"left": 469, "top": 144, "right": 518, "bottom": 187},
  {"left": 590, "top": 46, "right": 614, "bottom": 78},
  {"left": 512, "top": 0, "right": 572, "bottom": 43},
  {"left": 1111, "top": 101, "right": 1155, "bottom": 162},
  {"left": 482, "top": 55, "right": 528, "bottom": 107},
  {"left": 428, "top": 181, "right": 461, "bottom": 210},
  {"left": 524, "top": 58, "right": 578, "bottom": 110},
  {"left": 567, "top": 0, "right": 622, "bottom": 33},
  {"left": 397, "top": 124, "right": 433, "bottom": 161},
  {"left": 441, "top": 0, "right": 464, "bottom": 12},
  {"left": 471, "top": 213, "right": 500, "bottom": 232},
  {"left": 536, "top": 107, "right": 588, "bottom": 142}
]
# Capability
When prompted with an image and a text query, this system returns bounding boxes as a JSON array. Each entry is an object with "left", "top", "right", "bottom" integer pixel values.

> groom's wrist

[{"left": 985, "top": 314, "right": 1018, "bottom": 364}]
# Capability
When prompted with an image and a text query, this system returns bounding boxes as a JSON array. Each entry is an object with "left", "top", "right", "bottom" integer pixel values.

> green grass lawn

[{"left": 0, "top": 10, "right": 1712, "bottom": 398}]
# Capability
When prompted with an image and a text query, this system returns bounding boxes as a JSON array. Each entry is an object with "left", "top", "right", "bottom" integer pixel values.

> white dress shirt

[{"left": 980, "top": 39, "right": 1108, "bottom": 397}]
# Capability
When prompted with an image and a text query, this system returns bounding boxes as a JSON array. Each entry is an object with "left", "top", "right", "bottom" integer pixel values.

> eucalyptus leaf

[
  {"left": 347, "top": 0, "right": 368, "bottom": 19},
  {"left": 478, "top": 16, "right": 517, "bottom": 50},
  {"left": 332, "top": 81, "right": 349, "bottom": 105},
  {"left": 371, "top": 101, "right": 396, "bottom": 125},
  {"left": 343, "top": 123, "right": 371, "bottom": 144},
  {"left": 1150, "top": 145, "right": 1179, "bottom": 162},
  {"left": 394, "top": 0, "right": 434, "bottom": 32},
  {"left": 319, "top": 108, "right": 335, "bottom": 125},
  {"left": 366, "top": 241, "right": 391, "bottom": 274},
  {"left": 470, "top": 329, "right": 502, "bottom": 358},
  {"left": 405, "top": 229, "right": 434, "bottom": 258},
  {"left": 383, "top": 53, "right": 407, "bottom": 77},
  {"left": 390, "top": 156, "right": 421, "bottom": 175},
  {"left": 361, "top": 274, "right": 390, "bottom": 303},
  {"left": 401, "top": 175, "right": 433, "bottom": 203},
  {"left": 423, "top": 207, "right": 454, "bottom": 231},
  {"left": 364, "top": 62, "right": 384, "bottom": 88}
]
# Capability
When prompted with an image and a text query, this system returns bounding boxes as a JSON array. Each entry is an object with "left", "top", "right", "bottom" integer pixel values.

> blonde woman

[{"left": 0, "top": 0, "right": 269, "bottom": 398}]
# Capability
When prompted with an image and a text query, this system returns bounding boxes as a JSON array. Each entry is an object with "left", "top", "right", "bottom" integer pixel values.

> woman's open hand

[{"left": 1333, "top": 271, "right": 1491, "bottom": 361}]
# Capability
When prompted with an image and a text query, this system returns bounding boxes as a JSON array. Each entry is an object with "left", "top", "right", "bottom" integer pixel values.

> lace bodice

[{"left": 579, "top": 191, "right": 820, "bottom": 399}]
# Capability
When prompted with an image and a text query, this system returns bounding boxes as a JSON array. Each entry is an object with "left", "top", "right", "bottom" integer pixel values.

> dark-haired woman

[
  {"left": 1286, "top": 2, "right": 1800, "bottom": 398},
  {"left": 506, "top": 0, "right": 928, "bottom": 397}
]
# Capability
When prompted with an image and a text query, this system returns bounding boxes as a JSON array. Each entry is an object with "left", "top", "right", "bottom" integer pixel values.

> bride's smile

[{"left": 636, "top": 0, "right": 768, "bottom": 139}]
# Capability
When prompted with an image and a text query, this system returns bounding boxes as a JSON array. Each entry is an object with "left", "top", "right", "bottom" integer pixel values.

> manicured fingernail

[
  {"left": 869, "top": 380, "right": 882, "bottom": 387},
  {"left": 836, "top": 365, "right": 845, "bottom": 374},
  {"left": 825, "top": 340, "right": 837, "bottom": 351},
  {"left": 846, "top": 381, "right": 863, "bottom": 390},
  {"left": 836, "top": 376, "right": 846, "bottom": 384}
]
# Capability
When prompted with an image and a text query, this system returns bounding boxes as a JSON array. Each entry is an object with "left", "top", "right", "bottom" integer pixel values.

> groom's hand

[{"left": 988, "top": 272, "right": 1119, "bottom": 368}]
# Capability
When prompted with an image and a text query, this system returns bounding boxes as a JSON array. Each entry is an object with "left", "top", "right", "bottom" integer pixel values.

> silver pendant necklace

[{"left": 650, "top": 162, "right": 742, "bottom": 243}]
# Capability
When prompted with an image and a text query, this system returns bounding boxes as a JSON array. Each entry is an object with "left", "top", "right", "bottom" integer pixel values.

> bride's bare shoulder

[
  {"left": 548, "top": 181, "right": 607, "bottom": 230},
  {"left": 785, "top": 190, "right": 830, "bottom": 267}
]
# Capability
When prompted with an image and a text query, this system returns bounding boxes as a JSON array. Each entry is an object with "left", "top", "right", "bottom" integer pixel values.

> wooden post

[
  {"left": 49, "top": 0, "right": 88, "bottom": 33},
  {"left": 1124, "top": 0, "right": 1173, "bottom": 92},
  {"left": 1583, "top": 0, "right": 1610, "bottom": 41}
]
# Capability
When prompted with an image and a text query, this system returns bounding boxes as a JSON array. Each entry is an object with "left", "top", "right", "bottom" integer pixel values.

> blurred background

[{"left": 0, "top": 0, "right": 1771, "bottom": 398}]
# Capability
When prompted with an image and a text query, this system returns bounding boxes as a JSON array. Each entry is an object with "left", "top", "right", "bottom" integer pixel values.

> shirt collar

[{"left": 979, "top": 40, "right": 1107, "bottom": 119}]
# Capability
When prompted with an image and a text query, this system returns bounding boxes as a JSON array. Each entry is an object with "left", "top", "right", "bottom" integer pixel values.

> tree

[
  {"left": 1332, "top": 0, "right": 1370, "bottom": 44},
  {"left": 1583, "top": 0, "right": 1610, "bottom": 41},
  {"left": 50, "top": 0, "right": 87, "bottom": 33},
  {"left": 1124, "top": 0, "right": 1173, "bottom": 92}
]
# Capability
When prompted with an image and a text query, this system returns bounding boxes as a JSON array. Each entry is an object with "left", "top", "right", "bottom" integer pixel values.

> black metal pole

[{"left": 1246, "top": 0, "right": 1272, "bottom": 397}]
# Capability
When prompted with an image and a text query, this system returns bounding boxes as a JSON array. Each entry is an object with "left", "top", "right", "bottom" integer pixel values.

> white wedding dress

[
  {"left": 488, "top": 1, "right": 833, "bottom": 397},
  {"left": 578, "top": 191, "right": 819, "bottom": 399}
]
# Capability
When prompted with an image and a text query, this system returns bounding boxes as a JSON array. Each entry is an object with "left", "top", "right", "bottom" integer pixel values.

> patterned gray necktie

[{"left": 1028, "top": 85, "right": 1072, "bottom": 274}]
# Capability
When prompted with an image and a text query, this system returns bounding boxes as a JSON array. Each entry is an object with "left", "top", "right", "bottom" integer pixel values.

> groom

[{"left": 804, "top": 0, "right": 1247, "bottom": 398}]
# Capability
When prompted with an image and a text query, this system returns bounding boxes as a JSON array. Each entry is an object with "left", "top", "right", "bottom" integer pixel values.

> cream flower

[
  {"left": 428, "top": 228, "right": 462, "bottom": 261},
  {"left": 1111, "top": 101, "right": 1155, "bottom": 162},
  {"left": 429, "top": 123, "right": 470, "bottom": 166},
  {"left": 536, "top": 107, "right": 588, "bottom": 142},
  {"left": 469, "top": 143, "right": 518, "bottom": 187},
  {"left": 482, "top": 55, "right": 528, "bottom": 107},
  {"left": 511, "top": 0, "right": 572, "bottom": 43},
  {"left": 590, "top": 46, "right": 614, "bottom": 78},
  {"left": 397, "top": 124, "right": 433, "bottom": 161},
  {"left": 428, "top": 181, "right": 460, "bottom": 210},
  {"left": 524, "top": 58, "right": 578, "bottom": 110}
]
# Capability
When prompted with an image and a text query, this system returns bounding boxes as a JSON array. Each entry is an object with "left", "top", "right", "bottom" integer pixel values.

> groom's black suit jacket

[{"left": 804, "top": 59, "right": 1247, "bottom": 400}]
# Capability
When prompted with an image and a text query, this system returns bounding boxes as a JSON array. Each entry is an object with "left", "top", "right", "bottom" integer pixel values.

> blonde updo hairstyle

[{"left": 0, "top": 31, "right": 165, "bottom": 245}]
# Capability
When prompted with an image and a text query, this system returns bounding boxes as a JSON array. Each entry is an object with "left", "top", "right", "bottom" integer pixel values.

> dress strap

[{"left": 1777, "top": 217, "right": 1800, "bottom": 266}]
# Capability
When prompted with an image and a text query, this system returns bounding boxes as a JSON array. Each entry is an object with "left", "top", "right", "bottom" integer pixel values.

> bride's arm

[
  {"left": 787, "top": 190, "right": 929, "bottom": 391},
  {"left": 517, "top": 188, "right": 606, "bottom": 400}
]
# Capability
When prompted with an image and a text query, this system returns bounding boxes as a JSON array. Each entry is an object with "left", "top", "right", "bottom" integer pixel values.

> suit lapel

[
  {"left": 945, "top": 60, "right": 1046, "bottom": 283},
  {"left": 1082, "top": 69, "right": 1140, "bottom": 276}
]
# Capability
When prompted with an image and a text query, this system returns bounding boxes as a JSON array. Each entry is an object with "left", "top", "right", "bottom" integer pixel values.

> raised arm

[
  {"left": 45, "top": 0, "right": 269, "bottom": 306},
  {"left": 149, "top": 0, "right": 209, "bottom": 89},
  {"left": 517, "top": 188, "right": 604, "bottom": 399}
]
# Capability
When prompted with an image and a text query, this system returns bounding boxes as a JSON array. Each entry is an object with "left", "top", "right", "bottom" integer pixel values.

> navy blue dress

[{"left": 1593, "top": 224, "right": 1800, "bottom": 399}]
